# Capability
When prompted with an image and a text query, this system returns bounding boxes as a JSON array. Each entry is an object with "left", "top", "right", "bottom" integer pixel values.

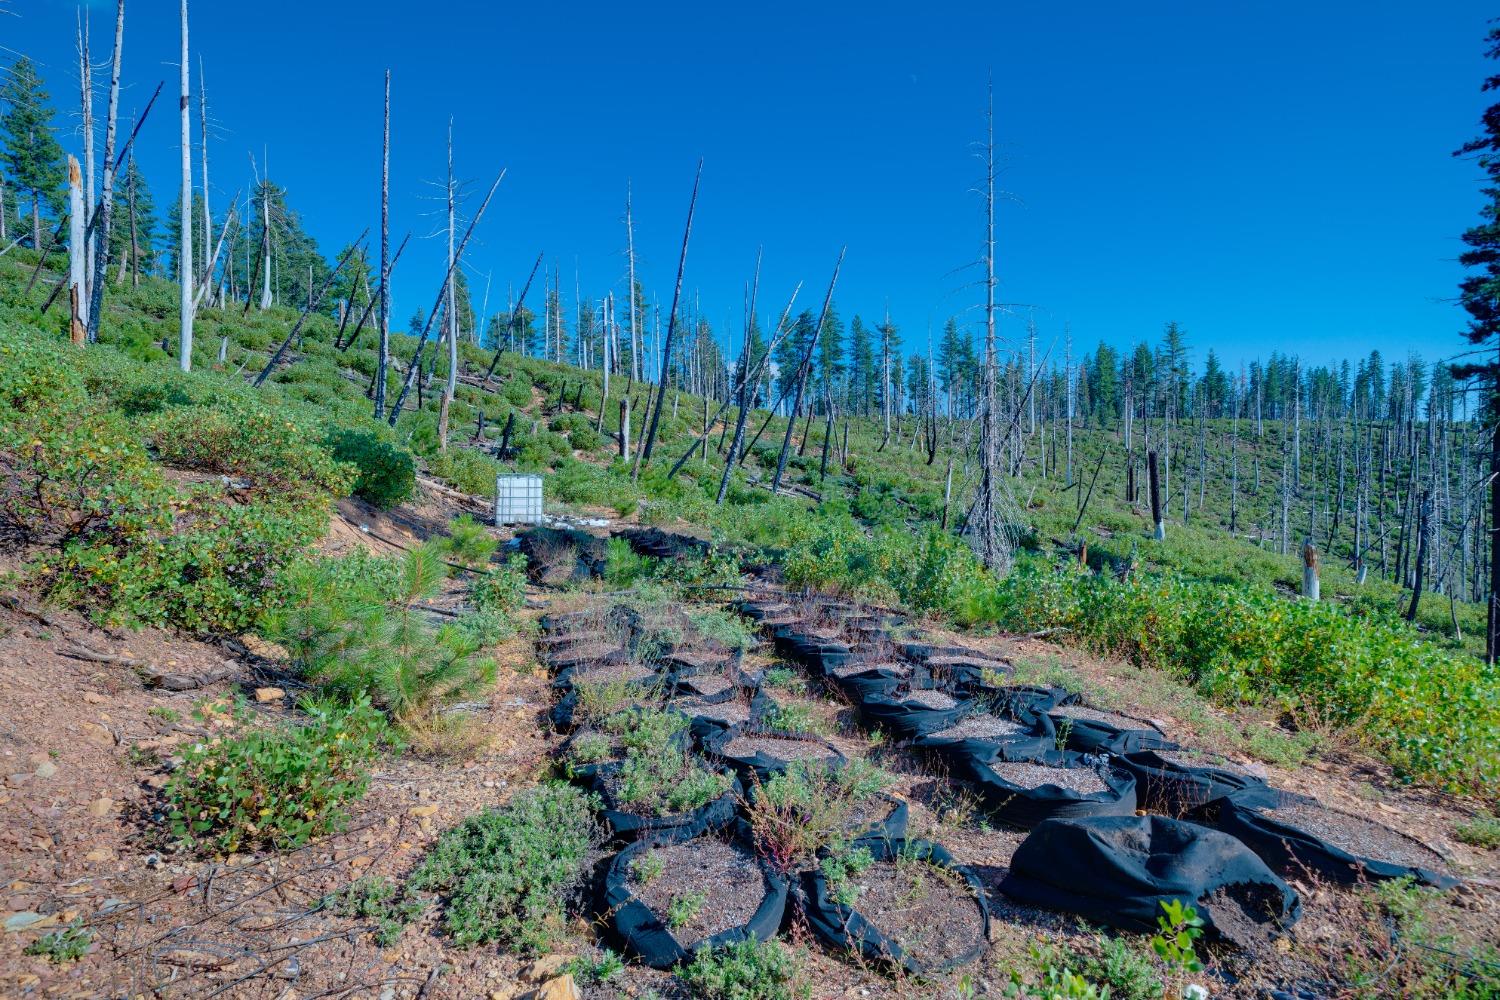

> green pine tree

[
  {"left": 0, "top": 56, "right": 66, "bottom": 251},
  {"left": 108, "top": 157, "right": 158, "bottom": 280}
]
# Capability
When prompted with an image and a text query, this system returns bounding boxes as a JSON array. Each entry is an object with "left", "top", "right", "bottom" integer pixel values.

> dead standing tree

[
  {"left": 772, "top": 249, "right": 845, "bottom": 495},
  {"left": 388, "top": 169, "right": 505, "bottom": 424},
  {"left": 968, "top": 82, "right": 1009, "bottom": 571},
  {"left": 85, "top": 0, "right": 126, "bottom": 343},
  {"left": 636, "top": 159, "right": 703, "bottom": 478},
  {"left": 176, "top": 0, "right": 192, "bottom": 371},
  {"left": 375, "top": 70, "right": 391, "bottom": 419}
]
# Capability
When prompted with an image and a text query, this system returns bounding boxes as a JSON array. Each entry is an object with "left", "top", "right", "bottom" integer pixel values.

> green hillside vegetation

[{"left": 1, "top": 242, "right": 1496, "bottom": 796}]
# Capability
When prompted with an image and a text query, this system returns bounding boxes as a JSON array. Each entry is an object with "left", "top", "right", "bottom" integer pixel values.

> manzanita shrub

[
  {"left": 0, "top": 328, "right": 365, "bottom": 632},
  {"left": 165, "top": 697, "right": 390, "bottom": 854}
]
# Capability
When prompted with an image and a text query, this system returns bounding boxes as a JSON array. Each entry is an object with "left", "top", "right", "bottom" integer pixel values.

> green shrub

[
  {"left": 1078, "top": 937, "right": 1161, "bottom": 1000},
  {"left": 460, "top": 553, "right": 529, "bottom": 646},
  {"left": 427, "top": 447, "right": 500, "bottom": 498},
  {"left": 606, "top": 709, "right": 731, "bottom": 815},
  {"left": 682, "top": 936, "right": 806, "bottom": 1000},
  {"left": 439, "top": 514, "right": 499, "bottom": 568},
  {"left": 322, "top": 876, "right": 425, "bottom": 946},
  {"left": 23, "top": 919, "right": 92, "bottom": 964},
  {"left": 326, "top": 429, "right": 416, "bottom": 508},
  {"left": 1455, "top": 811, "right": 1500, "bottom": 849},
  {"left": 146, "top": 395, "right": 351, "bottom": 499},
  {"left": 164, "top": 697, "right": 389, "bottom": 854},
  {"left": 408, "top": 783, "right": 597, "bottom": 954}
]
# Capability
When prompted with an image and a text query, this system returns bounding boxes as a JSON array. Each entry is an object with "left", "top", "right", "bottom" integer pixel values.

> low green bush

[
  {"left": 682, "top": 936, "right": 807, "bottom": 1000},
  {"left": 408, "top": 783, "right": 597, "bottom": 954},
  {"left": 326, "top": 429, "right": 416, "bottom": 508},
  {"left": 164, "top": 697, "right": 389, "bottom": 854}
]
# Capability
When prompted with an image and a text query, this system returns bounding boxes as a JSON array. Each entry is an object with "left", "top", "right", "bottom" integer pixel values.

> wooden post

[
  {"left": 1302, "top": 541, "right": 1320, "bottom": 601},
  {"left": 1147, "top": 449, "right": 1165, "bottom": 540}
]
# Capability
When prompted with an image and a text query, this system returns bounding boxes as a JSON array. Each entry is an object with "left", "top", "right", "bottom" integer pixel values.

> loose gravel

[
  {"left": 926, "top": 714, "right": 1031, "bottom": 741},
  {"left": 903, "top": 690, "right": 959, "bottom": 710},
  {"left": 1269, "top": 799, "right": 1447, "bottom": 871},
  {"left": 989, "top": 761, "right": 1109, "bottom": 795}
]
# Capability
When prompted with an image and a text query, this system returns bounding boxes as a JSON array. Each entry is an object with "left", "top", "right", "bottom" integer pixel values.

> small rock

[
  {"left": 82, "top": 691, "right": 107, "bottom": 705},
  {"left": 87, "top": 797, "right": 114, "bottom": 818},
  {"left": 523, "top": 955, "right": 572, "bottom": 981},
  {"left": 82, "top": 722, "right": 115, "bottom": 747},
  {"left": 254, "top": 687, "right": 286, "bottom": 703},
  {"left": 525, "top": 976, "right": 579, "bottom": 1000},
  {"left": 3, "top": 911, "right": 44, "bottom": 933},
  {"left": 85, "top": 848, "right": 115, "bottom": 862},
  {"left": 33, "top": 760, "right": 57, "bottom": 779},
  {"left": 408, "top": 805, "right": 439, "bottom": 818}
]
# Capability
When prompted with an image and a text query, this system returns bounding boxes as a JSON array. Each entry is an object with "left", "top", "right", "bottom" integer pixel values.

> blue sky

[{"left": 6, "top": 0, "right": 1492, "bottom": 372}]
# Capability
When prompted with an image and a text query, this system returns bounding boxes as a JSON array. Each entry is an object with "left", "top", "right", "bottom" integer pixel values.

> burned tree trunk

[
  {"left": 638, "top": 160, "right": 704, "bottom": 473},
  {"left": 1148, "top": 449, "right": 1164, "bottom": 540}
]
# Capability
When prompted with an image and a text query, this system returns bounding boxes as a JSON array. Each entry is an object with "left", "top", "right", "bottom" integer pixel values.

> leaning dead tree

[
  {"left": 636, "top": 159, "right": 703, "bottom": 476},
  {"left": 483, "top": 251, "right": 543, "bottom": 382},
  {"left": 388, "top": 168, "right": 505, "bottom": 423},
  {"left": 772, "top": 248, "right": 845, "bottom": 495},
  {"left": 253, "top": 234, "right": 366, "bottom": 387}
]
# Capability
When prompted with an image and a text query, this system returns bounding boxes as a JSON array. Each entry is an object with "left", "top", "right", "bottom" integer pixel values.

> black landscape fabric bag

[
  {"left": 952, "top": 747, "right": 1137, "bottom": 828},
  {"left": 604, "top": 829, "right": 789, "bottom": 969},
  {"left": 855, "top": 688, "right": 971, "bottom": 740},
  {"left": 1000, "top": 814, "right": 1301, "bottom": 940},
  {"left": 771, "top": 627, "right": 855, "bottom": 675},
  {"left": 573, "top": 760, "right": 741, "bottom": 841},
  {"left": 1115, "top": 748, "right": 1279, "bottom": 815},
  {"left": 800, "top": 837, "right": 991, "bottom": 977},
  {"left": 1207, "top": 797, "right": 1459, "bottom": 890},
  {"left": 1048, "top": 709, "right": 1178, "bottom": 756}
]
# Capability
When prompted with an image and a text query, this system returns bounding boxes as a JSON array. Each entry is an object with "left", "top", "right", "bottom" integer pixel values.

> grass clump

[
  {"left": 164, "top": 697, "right": 389, "bottom": 854},
  {"left": 407, "top": 783, "right": 597, "bottom": 954},
  {"left": 667, "top": 890, "right": 708, "bottom": 929},
  {"left": 565, "top": 949, "right": 626, "bottom": 987},
  {"left": 1455, "top": 811, "right": 1500, "bottom": 850},
  {"left": 688, "top": 607, "right": 758, "bottom": 650},
  {"left": 681, "top": 936, "right": 808, "bottom": 1000}
]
